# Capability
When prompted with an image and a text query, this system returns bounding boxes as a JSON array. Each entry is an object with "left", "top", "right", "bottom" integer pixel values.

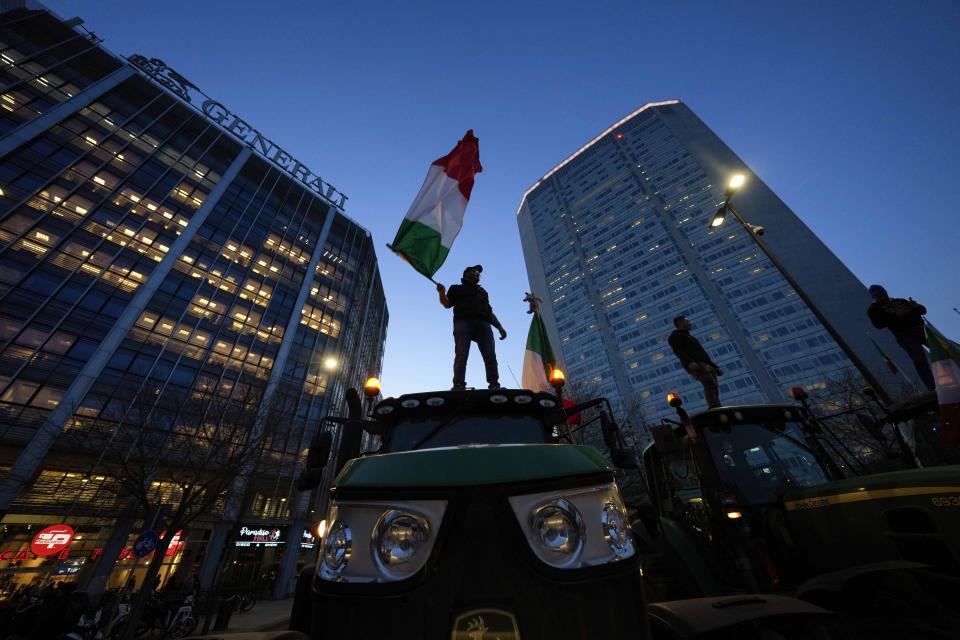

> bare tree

[
  {"left": 806, "top": 367, "right": 920, "bottom": 474},
  {"left": 560, "top": 380, "right": 650, "bottom": 505},
  {"left": 64, "top": 382, "right": 292, "bottom": 639}
]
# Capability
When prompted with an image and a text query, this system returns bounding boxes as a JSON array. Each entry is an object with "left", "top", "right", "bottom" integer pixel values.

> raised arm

[{"left": 437, "top": 283, "right": 452, "bottom": 309}]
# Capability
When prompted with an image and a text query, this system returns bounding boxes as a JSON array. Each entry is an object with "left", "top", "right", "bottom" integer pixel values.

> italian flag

[
  {"left": 388, "top": 130, "right": 482, "bottom": 278},
  {"left": 522, "top": 313, "right": 557, "bottom": 392},
  {"left": 927, "top": 322, "right": 960, "bottom": 450}
]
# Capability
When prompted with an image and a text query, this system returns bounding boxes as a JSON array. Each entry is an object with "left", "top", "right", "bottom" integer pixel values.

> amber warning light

[
  {"left": 363, "top": 377, "right": 381, "bottom": 398},
  {"left": 549, "top": 368, "right": 566, "bottom": 389},
  {"left": 666, "top": 392, "right": 682, "bottom": 408}
]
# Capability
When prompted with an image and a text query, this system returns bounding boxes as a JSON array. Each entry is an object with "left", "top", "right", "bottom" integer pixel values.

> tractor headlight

[
  {"left": 373, "top": 510, "right": 430, "bottom": 578},
  {"left": 315, "top": 500, "right": 446, "bottom": 584},
  {"left": 601, "top": 500, "right": 634, "bottom": 558},
  {"left": 510, "top": 482, "right": 635, "bottom": 569},
  {"left": 530, "top": 499, "right": 583, "bottom": 567},
  {"left": 319, "top": 520, "right": 351, "bottom": 580}
]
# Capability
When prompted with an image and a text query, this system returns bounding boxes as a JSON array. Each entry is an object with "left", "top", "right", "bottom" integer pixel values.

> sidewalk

[{"left": 227, "top": 597, "right": 293, "bottom": 632}]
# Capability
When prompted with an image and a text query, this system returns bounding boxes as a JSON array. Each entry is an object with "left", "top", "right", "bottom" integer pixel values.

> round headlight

[
  {"left": 539, "top": 398, "right": 556, "bottom": 408},
  {"left": 375, "top": 404, "right": 395, "bottom": 415},
  {"left": 320, "top": 521, "right": 351, "bottom": 579},
  {"left": 530, "top": 499, "right": 583, "bottom": 566},
  {"left": 514, "top": 395, "right": 532, "bottom": 404},
  {"left": 490, "top": 394, "right": 508, "bottom": 404},
  {"left": 373, "top": 510, "right": 430, "bottom": 576},
  {"left": 426, "top": 397, "right": 445, "bottom": 406},
  {"left": 601, "top": 501, "right": 634, "bottom": 558},
  {"left": 401, "top": 399, "right": 420, "bottom": 408}
]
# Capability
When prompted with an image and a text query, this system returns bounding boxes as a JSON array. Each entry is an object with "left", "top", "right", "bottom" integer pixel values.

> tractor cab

[
  {"left": 641, "top": 394, "right": 960, "bottom": 636},
  {"left": 292, "top": 385, "right": 649, "bottom": 639},
  {"left": 642, "top": 403, "right": 842, "bottom": 593}
]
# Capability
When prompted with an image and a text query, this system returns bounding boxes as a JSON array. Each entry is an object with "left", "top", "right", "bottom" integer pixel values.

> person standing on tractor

[
  {"left": 437, "top": 264, "right": 507, "bottom": 390},
  {"left": 867, "top": 284, "right": 935, "bottom": 390},
  {"left": 668, "top": 315, "right": 723, "bottom": 408}
]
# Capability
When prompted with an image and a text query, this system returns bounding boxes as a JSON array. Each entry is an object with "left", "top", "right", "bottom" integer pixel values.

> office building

[
  {"left": 517, "top": 100, "right": 914, "bottom": 430},
  {"left": 0, "top": 4, "right": 387, "bottom": 598}
]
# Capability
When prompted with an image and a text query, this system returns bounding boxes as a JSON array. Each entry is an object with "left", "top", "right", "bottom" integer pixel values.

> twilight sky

[{"left": 48, "top": 0, "right": 960, "bottom": 397}]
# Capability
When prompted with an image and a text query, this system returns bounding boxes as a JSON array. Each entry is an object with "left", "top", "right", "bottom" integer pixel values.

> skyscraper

[
  {"left": 0, "top": 5, "right": 387, "bottom": 598},
  {"left": 517, "top": 100, "right": 915, "bottom": 429}
]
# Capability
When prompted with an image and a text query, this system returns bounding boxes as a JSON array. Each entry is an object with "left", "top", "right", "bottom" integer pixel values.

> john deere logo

[{"left": 451, "top": 609, "right": 521, "bottom": 640}]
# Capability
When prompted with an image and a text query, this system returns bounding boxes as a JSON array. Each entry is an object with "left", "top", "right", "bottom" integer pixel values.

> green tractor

[
  {"left": 638, "top": 392, "right": 960, "bottom": 638},
  {"left": 285, "top": 383, "right": 842, "bottom": 640}
]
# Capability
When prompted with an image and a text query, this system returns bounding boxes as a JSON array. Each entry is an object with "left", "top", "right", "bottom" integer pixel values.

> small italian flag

[
  {"left": 522, "top": 313, "right": 557, "bottom": 392},
  {"left": 927, "top": 322, "right": 960, "bottom": 450},
  {"left": 388, "top": 130, "right": 482, "bottom": 278}
]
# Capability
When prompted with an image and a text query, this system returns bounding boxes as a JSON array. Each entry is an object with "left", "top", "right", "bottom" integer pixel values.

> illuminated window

[
  {"left": 1, "top": 380, "right": 39, "bottom": 404},
  {"left": 30, "top": 386, "right": 63, "bottom": 409}
]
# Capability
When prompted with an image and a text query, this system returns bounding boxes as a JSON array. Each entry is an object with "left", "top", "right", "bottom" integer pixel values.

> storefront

[
  {"left": 223, "top": 524, "right": 317, "bottom": 594},
  {"left": 0, "top": 516, "right": 192, "bottom": 600}
]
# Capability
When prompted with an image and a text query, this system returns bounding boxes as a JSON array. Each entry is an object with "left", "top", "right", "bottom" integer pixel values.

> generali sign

[{"left": 128, "top": 55, "right": 347, "bottom": 209}]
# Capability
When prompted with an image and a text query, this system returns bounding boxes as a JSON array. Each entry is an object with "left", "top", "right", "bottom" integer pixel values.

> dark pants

[
  {"left": 688, "top": 361, "right": 721, "bottom": 408},
  {"left": 453, "top": 318, "right": 499, "bottom": 387},
  {"left": 896, "top": 333, "right": 936, "bottom": 391}
]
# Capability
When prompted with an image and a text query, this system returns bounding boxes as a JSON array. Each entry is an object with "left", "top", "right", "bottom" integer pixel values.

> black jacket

[
  {"left": 868, "top": 297, "right": 926, "bottom": 339},
  {"left": 446, "top": 283, "right": 493, "bottom": 322},
  {"left": 668, "top": 329, "right": 716, "bottom": 369}
]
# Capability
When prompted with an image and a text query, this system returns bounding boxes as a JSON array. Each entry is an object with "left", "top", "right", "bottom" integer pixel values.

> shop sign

[
  {"left": 133, "top": 530, "right": 159, "bottom": 558},
  {"left": 300, "top": 528, "right": 315, "bottom": 549},
  {"left": 235, "top": 526, "right": 285, "bottom": 548},
  {"left": 30, "top": 524, "right": 75, "bottom": 557},
  {"left": 1, "top": 530, "right": 184, "bottom": 563}
]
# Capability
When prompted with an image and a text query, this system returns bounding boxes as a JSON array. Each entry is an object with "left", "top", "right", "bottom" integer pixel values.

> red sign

[{"left": 30, "top": 524, "right": 75, "bottom": 557}]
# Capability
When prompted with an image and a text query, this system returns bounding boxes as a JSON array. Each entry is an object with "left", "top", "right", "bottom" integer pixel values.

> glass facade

[
  {"left": 0, "top": 6, "right": 386, "bottom": 596},
  {"left": 518, "top": 101, "right": 904, "bottom": 432}
]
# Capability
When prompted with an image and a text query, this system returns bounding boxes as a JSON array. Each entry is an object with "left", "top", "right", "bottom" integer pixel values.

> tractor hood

[
  {"left": 780, "top": 465, "right": 960, "bottom": 578},
  {"left": 335, "top": 444, "right": 612, "bottom": 489},
  {"left": 782, "top": 466, "right": 960, "bottom": 511}
]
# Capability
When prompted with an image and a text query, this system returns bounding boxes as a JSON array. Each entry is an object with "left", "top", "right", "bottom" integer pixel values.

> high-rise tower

[{"left": 517, "top": 100, "right": 914, "bottom": 427}]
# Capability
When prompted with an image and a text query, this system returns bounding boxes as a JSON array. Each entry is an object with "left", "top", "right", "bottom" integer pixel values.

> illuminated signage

[
  {"left": 300, "top": 528, "right": 315, "bottom": 549},
  {"left": 31, "top": 524, "right": 74, "bottom": 557},
  {"left": 1, "top": 530, "right": 184, "bottom": 562},
  {"left": 235, "top": 526, "right": 285, "bottom": 548},
  {"left": 127, "top": 55, "right": 347, "bottom": 209}
]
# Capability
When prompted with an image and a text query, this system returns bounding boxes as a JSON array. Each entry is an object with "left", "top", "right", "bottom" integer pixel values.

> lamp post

[{"left": 710, "top": 175, "right": 890, "bottom": 402}]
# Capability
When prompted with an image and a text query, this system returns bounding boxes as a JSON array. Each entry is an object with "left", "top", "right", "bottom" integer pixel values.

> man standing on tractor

[
  {"left": 437, "top": 264, "right": 507, "bottom": 390},
  {"left": 867, "top": 284, "right": 935, "bottom": 391},
  {"left": 668, "top": 315, "right": 723, "bottom": 408}
]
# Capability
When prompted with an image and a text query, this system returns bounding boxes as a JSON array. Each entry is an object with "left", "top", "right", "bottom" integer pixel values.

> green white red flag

[
  {"left": 926, "top": 322, "right": 960, "bottom": 450},
  {"left": 388, "top": 130, "right": 482, "bottom": 278},
  {"left": 522, "top": 313, "right": 556, "bottom": 392}
]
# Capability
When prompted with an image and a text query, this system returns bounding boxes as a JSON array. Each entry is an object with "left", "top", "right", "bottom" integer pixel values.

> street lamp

[{"left": 708, "top": 174, "right": 890, "bottom": 401}]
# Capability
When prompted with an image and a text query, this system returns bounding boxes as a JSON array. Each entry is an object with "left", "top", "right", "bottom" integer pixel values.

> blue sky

[{"left": 49, "top": 1, "right": 960, "bottom": 396}]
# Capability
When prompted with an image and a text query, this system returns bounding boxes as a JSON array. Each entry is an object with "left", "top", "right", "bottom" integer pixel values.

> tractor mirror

[
  {"left": 610, "top": 447, "right": 638, "bottom": 470},
  {"left": 297, "top": 431, "right": 333, "bottom": 491},
  {"left": 296, "top": 468, "right": 324, "bottom": 491},
  {"left": 335, "top": 419, "right": 365, "bottom": 473},
  {"left": 346, "top": 388, "right": 363, "bottom": 419},
  {"left": 650, "top": 424, "right": 681, "bottom": 454},
  {"left": 599, "top": 410, "right": 619, "bottom": 449},
  {"left": 305, "top": 431, "right": 332, "bottom": 469}
]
